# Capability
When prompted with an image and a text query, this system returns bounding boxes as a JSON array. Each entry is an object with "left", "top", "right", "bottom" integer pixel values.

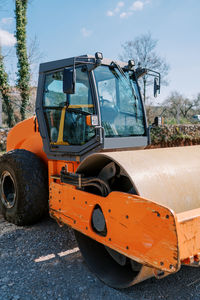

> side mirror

[
  {"left": 154, "top": 77, "right": 160, "bottom": 97},
  {"left": 63, "top": 68, "right": 76, "bottom": 94}
]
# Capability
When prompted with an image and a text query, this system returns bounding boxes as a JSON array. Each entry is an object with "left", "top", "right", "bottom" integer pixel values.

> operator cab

[{"left": 36, "top": 53, "right": 153, "bottom": 161}]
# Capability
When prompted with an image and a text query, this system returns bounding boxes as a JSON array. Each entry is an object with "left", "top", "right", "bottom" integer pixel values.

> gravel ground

[{"left": 1, "top": 214, "right": 200, "bottom": 300}]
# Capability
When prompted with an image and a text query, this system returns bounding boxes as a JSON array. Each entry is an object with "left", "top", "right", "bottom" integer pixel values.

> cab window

[{"left": 43, "top": 67, "right": 95, "bottom": 146}]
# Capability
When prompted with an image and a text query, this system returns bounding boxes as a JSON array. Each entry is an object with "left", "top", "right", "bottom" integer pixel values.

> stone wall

[
  {"left": 1, "top": 125, "right": 200, "bottom": 152},
  {"left": 149, "top": 124, "right": 200, "bottom": 148}
]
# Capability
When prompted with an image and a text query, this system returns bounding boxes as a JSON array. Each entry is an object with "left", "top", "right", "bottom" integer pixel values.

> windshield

[{"left": 94, "top": 66, "right": 145, "bottom": 137}]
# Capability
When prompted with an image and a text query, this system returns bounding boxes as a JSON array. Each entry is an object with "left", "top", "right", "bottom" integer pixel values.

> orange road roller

[{"left": 1, "top": 53, "right": 200, "bottom": 288}]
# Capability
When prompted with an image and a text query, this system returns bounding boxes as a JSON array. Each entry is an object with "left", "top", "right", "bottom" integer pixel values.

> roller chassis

[{"left": 1, "top": 53, "right": 200, "bottom": 288}]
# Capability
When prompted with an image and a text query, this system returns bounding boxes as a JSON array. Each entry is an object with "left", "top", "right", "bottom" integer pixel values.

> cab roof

[{"left": 39, "top": 54, "right": 128, "bottom": 73}]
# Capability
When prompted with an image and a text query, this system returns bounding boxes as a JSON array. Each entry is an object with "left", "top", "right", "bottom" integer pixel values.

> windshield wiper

[
  {"left": 128, "top": 77, "right": 139, "bottom": 121},
  {"left": 110, "top": 61, "right": 126, "bottom": 78},
  {"left": 110, "top": 61, "right": 139, "bottom": 121}
]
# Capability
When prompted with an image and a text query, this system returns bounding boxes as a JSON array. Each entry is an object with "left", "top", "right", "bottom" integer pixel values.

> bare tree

[
  {"left": 194, "top": 93, "right": 200, "bottom": 111},
  {"left": 27, "top": 35, "right": 45, "bottom": 86},
  {"left": 163, "top": 91, "right": 200, "bottom": 122},
  {"left": 119, "top": 32, "right": 169, "bottom": 102},
  {"left": 180, "top": 98, "right": 196, "bottom": 118},
  {"left": 164, "top": 92, "right": 184, "bottom": 122}
]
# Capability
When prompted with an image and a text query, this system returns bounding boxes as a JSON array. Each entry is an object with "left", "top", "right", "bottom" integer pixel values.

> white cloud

[
  {"left": 118, "top": 1, "right": 124, "bottom": 8},
  {"left": 107, "top": 0, "right": 149, "bottom": 19},
  {"left": 130, "top": 1, "right": 144, "bottom": 11},
  {"left": 106, "top": 10, "right": 114, "bottom": 17},
  {"left": 120, "top": 12, "right": 127, "bottom": 18},
  {"left": 106, "top": 1, "right": 124, "bottom": 17},
  {"left": 115, "top": 1, "right": 124, "bottom": 13},
  {"left": 120, "top": 12, "right": 133, "bottom": 19},
  {"left": 1, "top": 17, "right": 14, "bottom": 25},
  {"left": 81, "top": 27, "right": 92, "bottom": 38},
  {"left": 0, "top": 29, "right": 16, "bottom": 46}
]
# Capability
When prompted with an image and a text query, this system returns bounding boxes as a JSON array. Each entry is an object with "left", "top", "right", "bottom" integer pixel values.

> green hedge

[{"left": 150, "top": 125, "right": 200, "bottom": 147}]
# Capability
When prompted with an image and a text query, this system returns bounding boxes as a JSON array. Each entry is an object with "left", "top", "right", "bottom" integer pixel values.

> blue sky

[{"left": 0, "top": 0, "right": 200, "bottom": 104}]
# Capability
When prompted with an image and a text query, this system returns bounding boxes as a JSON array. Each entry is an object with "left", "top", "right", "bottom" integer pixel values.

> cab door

[{"left": 36, "top": 65, "right": 101, "bottom": 161}]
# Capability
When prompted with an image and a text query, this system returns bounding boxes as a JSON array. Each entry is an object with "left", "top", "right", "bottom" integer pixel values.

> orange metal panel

[
  {"left": 49, "top": 182, "right": 180, "bottom": 273},
  {"left": 76, "top": 147, "right": 200, "bottom": 269},
  {"left": 7, "top": 116, "right": 48, "bottom": 163},
  {"left": 177, "top": 208, "right": 200, "bottom": 262}
]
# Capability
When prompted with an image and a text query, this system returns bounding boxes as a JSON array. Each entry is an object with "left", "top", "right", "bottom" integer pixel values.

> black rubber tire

[{"left": 0, "top": 149, "right": 48, "bottom": 225}]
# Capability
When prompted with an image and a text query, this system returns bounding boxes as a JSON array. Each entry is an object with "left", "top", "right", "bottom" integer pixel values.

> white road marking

[
  {"left": 57, "top": 247, "right": 79, "bottom": 257},
  {"left": 34, "top": 247, "right": 79, "bottom": 262},
  {"left": 35, "top": 254, "right": 56, "bottom": 262}
]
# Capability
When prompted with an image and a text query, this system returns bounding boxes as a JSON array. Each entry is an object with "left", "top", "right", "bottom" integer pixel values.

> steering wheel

[
  {"left": 67, "top": 107, "right": 92, "bottom": 116},
  {"left": 64, "top": 107, "right": 93, "bottom": 145}
]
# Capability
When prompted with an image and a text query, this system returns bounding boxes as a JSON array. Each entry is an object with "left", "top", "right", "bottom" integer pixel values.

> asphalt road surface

[{"left": 1, "top": 214, "right": 200, "bottom": 300}]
